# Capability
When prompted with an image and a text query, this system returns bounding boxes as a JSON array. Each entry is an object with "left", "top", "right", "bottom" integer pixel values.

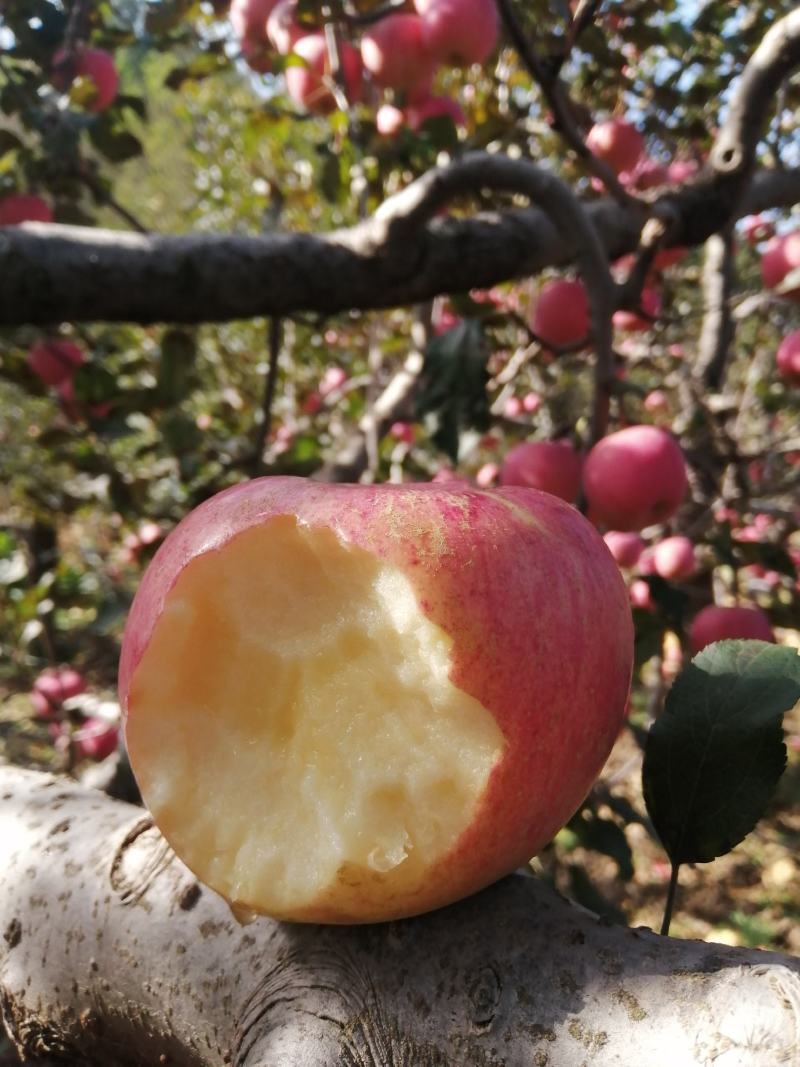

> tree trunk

[{"left": 1, "top": 765, "right": 798, "bottom": 1067}]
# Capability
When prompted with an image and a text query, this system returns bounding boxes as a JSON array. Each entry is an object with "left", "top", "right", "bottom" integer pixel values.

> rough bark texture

[
  {"left": 1, "top": 765, "right": 799, "bottom": 1067},
  {"left": 1, "top": 168, "right": 798, "bottom": 327}
]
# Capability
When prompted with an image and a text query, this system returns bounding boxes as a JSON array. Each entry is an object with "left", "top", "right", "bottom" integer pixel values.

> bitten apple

[
  {"left": 120, "top": 477, "right": 633, "bottom": 924},
  {"left": 582, "top": 425, "right": 688, "bottom": 531}
]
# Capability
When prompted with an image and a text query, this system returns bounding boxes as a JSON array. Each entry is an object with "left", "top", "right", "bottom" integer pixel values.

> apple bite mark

[{"left": 125, "top": 516, "right": 505, "bottom": 924}]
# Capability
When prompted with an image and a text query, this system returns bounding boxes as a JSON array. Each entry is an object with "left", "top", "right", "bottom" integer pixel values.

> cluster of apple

[
  {"left": 30, "top": 667, "right": 119, "bottom": 763},
  {"left": 228, "top": 0, "right": 496, "bottom": 125},
  {"left": 23, "top": 336, "right": 109, "bottom": 421},
  {"left": 586, "top": 117, "right": 700, "bottom": 195}
]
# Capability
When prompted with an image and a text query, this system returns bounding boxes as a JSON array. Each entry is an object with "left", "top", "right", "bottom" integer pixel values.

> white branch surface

[{"left": 1, "top": 766, "right": 799, "bottom": 1066}]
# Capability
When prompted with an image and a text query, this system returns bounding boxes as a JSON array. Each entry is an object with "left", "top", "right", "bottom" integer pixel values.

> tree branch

[
  {"left": 0, "top": 167, "right": 798, "bottom": 327},
  {"left": 2, "top": 765, "right": 800, "bottom": 1067},
  {"left": 696, "top": 228, "right": 735, "bottom": 390}
]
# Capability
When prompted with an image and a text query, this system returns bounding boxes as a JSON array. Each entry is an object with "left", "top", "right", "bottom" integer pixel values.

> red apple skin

[
  {"left": 406, "top": 94, "right": 466, "bottom": 131},
  {"left": 414, "top": 0, "right": 498, "bottom": 66},
  {"left": 361, "top": 14, "right": 435, "bottom": 93},
  {"left": 603, "top": 531, "right": 645, "bottom": 569},
  {"left": 120, "top": 477, "right": 633, "bottom": 922},
  {"left": 74, "top": 718, "right": 119, "bottom": 761},
  {"left": 285, "top": 35, "right": 363, "bottom": 113},
  {"left": 34, "top": 667, "right": 86, "bottom": 704},
  {"left": 653, "top": 535, "right": 696, "bottom": 581},
  {"left": 499, "top": 440, "right": 583, "bottom": 503},
  {"left": 761, "top": 231, "right": 800, "bottom": 299},
  {"left": 230, "top": 0, "right": 278, "bottom": 42},
  {"left": 777, "top": 329, "right": 800, "bottom": 386},
  {"left": 26, "top": 339, "right": 85, "bottom": 387},
  {"left": 0, "top": 194, "right": 53, "bottom": 225},
  {"left": 266, "top": 0, "right": 305, "bottom": 53},
  {"left": 52, "top": 48, "right": 118, "bottom": 112},
  {"left": 613, "top": 287, "right": 661, "bottom": 332},
  {"left": 376, "top": 103, "right": 405, "bottom": 136},
  {"left": 531, "top": 278, "right": 590, "bottom": 349},
  {"left": 583, "top": 425, "right": 688, "bottom": 532},
  {"left": 586, "top": 119, "right": 643, "bottom": 175},
  {"left": 688, "top": 604, "right": 774, "bottom": 654}
]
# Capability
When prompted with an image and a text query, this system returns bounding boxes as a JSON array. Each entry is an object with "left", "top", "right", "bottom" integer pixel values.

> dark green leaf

[{"left": 643, "top": 640, "right": 800, "bottom": 865}]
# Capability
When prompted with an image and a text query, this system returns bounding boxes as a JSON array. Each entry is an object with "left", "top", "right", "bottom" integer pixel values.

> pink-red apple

[
  {"left": 230, "top": 0, "right": 278, "bottom": 42},
  {"left": 406, "top": 94, "right": 466, "bottom": 131},
  {"left": 266, "top": 0, "right": 304, "bottom": 52},
  {"left": 688, "top": 604, "right": 774, "bottom": 654},
  {"left": 52, "top": 47, "right": 118, "bottom": 112},
  {"left": 499, "top": 439, "right": 583, "bottom": 503},
  {"left": 603, "top": 531, "right": 645, "bottom": 569},
  {"left": 74, "top": 717, "right": 120, "bottom": 761},
  {"left": 613, "top": 287, "right": 661, "bottom": 332},
  {"left": 761, "top": 231, "right": 800, "bottom": 299},
  {"left": 285, "top": 35, "right": 363, "bottom": 113},
  {"left": 361, "top": 14, "right": 435, "bottom": 93},
  {"left": 777, "top": 329, "right": 800, "bottom": 386},
  {"left": 0, "top": 194, "right": 53, "bottom": 225},
  {"left": 26, "top": 338, "right": 85, "bottom": 387},
  {"left": 583, "top": 425, "right": 688, "bottom": 531},
  {"left": 653, "top": 535, "right": 696, "bottom": 581},
  {"left": 531, "top": 278, "right": 590, "bottom": 349},
  {"left": 586, "top": 119, "right": 643, "bottom": 174},
  {"left": 120, "top": 477, "right": 633, "bottom": 923},
  {"left": 33, "top": 666, "right": 86, "bottom": 708},
  {"left": 414, "top": 0, "right": 498, "bottom": 66}
]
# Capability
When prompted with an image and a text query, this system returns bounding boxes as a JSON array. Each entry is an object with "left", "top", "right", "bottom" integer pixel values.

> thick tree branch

[
  {"left": 696, "top": 229, "right": 736, "bottom": 390},
  {"left": 2, "top": 765, "right": 800, "bottom": 1067},
  {"left": 0, "top": 167, "right": 798, "bottom": 328}
]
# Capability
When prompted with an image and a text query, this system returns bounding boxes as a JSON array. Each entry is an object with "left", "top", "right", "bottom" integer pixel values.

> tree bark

[{"left": 1, "top": 765, "right": 799, "bottom": 1067}]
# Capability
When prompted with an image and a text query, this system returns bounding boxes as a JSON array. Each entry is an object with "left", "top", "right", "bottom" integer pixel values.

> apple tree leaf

[{"left": 642, "top": 640, "right": 800, "bottom": 866}]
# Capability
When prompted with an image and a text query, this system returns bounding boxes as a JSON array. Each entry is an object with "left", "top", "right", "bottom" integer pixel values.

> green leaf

[
  {"left": 415, "top": 320, "right": 490, "bottom": 463},
  {"left": 89, "top": 118, "right": 144, "bottom": 163},
  {"left": 643, "top": 640, "right": 800, "bottom": 866}
]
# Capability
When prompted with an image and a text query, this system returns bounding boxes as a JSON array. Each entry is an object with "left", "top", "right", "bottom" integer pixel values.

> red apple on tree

[
  {"left": 414, "top": 0, "right": 499, "bottom": 67},
  {"left": 266, "top": 0, "right": 305, "bottom": 54},
  {"left": 73, "top": 718, "right": 120, "bottom": 761},
  {"left": 406, "top": 94, "right": 466, "bottom": 131},
  {"left": 230, "top": 0, "right": 278, "bottom": 42},
  {"left": 586, "top": 118, "right": 643, "bottom": 174},
  {"left": 653, "top": 535, "right": 696, "bottom": 581},
  {"left": 613, "top": 287, "right": 662, "bottom": 332},
  {"left": 27, "top": 338, "right": 85, "bottom": 387},
  {"left": 0, "top": 194, "right": 53, "bottom": 225},
  {"left": 582, "top": 425, "right": 688, "bottom": 531},
  {"left": 361, "top": 14, "right": 435, "bottom": 93},
  {"left": 285, "top": 35, "right": 363, "bottom": 114},
  {"left": 531, "top": 278, "right": 590, "bottom": 349},
  {"left": 499, "top": 440, "right": 583, "bottom": 503},
  {"left": 52, "top": 47, "right": 119, "bottom": 112},
  {"left": 776, "top": 329, "right": 800, "bottom": 386},
  {"left": 603, "top": 531, "right": 645, "bottom": 569},
  {"left": 120, "top": 477, "right": 633, "bottom": 924},
  {"left": 761, "top": 231, "right": 800, "bottom": 299},
  {"left": 688, "top": 604, "right": 774, "bottom": 654}
]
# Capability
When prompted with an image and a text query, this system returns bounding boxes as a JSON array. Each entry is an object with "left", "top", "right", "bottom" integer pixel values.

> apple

[
  {"left": 0, "top": 194, "right": 53, "bottom": 225},
  {"left": 414, "top": 0, "right": 498, "bottom": 66},
  {"left": 120, "top": 477, "right": 633, "bottom": 924},
  {"left": 318, "top": 365, "right": 348, "bottom": 398},
  {"left": 653, "top": 535, "right": 696, "bottom": 581},
  {"left": 285, "top": 35, "right": 363, "bottom": 113},
  {"left": 666, "top": 158, "right": 699, "bottom": 184},
  {"left": 74, "top": 718, "right": 120, "bottom": 761},
  {"left": 376, "top": 103, "right": 405, "bottom": 137},
  {"left": 522, "top": 392, "right": 542, "bottom": 414},
  {"left": 27, "top": 338, "right": 85, "bottom": 387},
  {"left": 266, "top": 0, "right": 304, "bottom": 53},
  {"left": 499, "top": 440, "right": 583, "bottom": 503},
  {"left": 777, "top": 329, "right": 800, "bottom": 386},
  {"left": 474, "top": 462, "right": 499, "bottom": 487},
  {"left": 33, "top": 667, "right": 86, "bottom": 707},
  {"left": 742, "top": 214, "right": 775, "bottom": 245},
  {"left": 688, "top": 604, "right": 774, "bottom": 654},
  {"left": 613, "top": 287, "right": 661, "bottom": 332},
  {"left": 582, "top": 425, "right": 688, "bottom": 531},
  {"left": 761, "top": 231, "right": 800, "bottom": 299},
  {"left": 503, "top": 396, "right": 523, "bottom": 418},
  {"left": 603, "top": 531, "right": 645, "bottom": 569},
  {"left": 389, "top": 421, "right": 415, "bottom": 445},
  {"left": 361, "top": 14, "right": 435, "bottom": 93},
  {"left": 643, "top": 389, "right": 668, "bottom": 413},
  {"left": 240, "top": 38, "right": 272, "bottom": 73},
  {"left": 406, "top": 94, "right": 466, "bottom": 131},
  {"left": 531, "top": 278, "right": 590, "bottom": 349},
  {"left": 586, "top": 119, "right": 643, "bottom": 174},
  {"left": 52, "top": 47, "right": 118, "bottom": 112},
  {"left": 230, "top": 0, "right": 278, "bottom": 42},
  {"left": 629, "top": 578, "right": 654, "bottom": 611}
]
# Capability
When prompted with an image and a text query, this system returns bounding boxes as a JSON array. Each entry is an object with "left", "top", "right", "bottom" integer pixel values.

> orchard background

[{"left": 1, "top": 1, "right": 800, "bottom": 1058}]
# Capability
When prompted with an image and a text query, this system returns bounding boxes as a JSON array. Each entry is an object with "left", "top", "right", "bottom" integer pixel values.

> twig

[
  {"left": 252, "top": 317, "right": 282, "bottom": 476},
  {"left": 696, "top": 228, "right": 735, "bottom": 390}
]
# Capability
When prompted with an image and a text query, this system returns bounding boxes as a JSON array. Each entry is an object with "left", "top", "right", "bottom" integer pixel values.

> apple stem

[{"left": 660, "top": 860, "right": 681, "bottom": 936}]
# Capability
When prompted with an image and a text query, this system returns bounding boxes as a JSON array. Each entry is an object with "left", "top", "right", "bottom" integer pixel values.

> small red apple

[
  {"left": 33, "top": 667, "right": 86, "bottom": 706},
  {"left": 643, "top": 389, "right": 668, "bottom": 413},
  {"left": 265, "top": 0, "right": 304, "bottom": 53},
  {"left": 0, "top": 194, "right": 53, "bottom": 226},
  {"left": 653, "top": 535, "right": 696, "bottom": 581},
  {"left": 688, "top": 604, "right": 774, "bottom": 654},
  {"left": 52, "top": 47, "right": 118, "bottom": 112},
  {"left": 499, "top": 440, "right": 583, "bottom": 503},
  {"left": 586, "top": 119, "right": 643, "bottom": 175},
  {"left": 120, "top": 477, "right": 633, "bottom": 923},
  {"left": 776, "top": 330, "right": 800, "bottom": 386},
  {"left": 613, "top": 288, "right": 661, "bottom": 332},
  {"left": 74, "top": 718, "right": 120, "bottom": 761},
  {"left": 230, "top": 0, "right": 278, "bottom": 42},
  {"left": 629, "top": 578, "right": 654, "bottom": 611},
  {"left": 406, "top": 94, "right": 466, "bottom": 131},
  {"left": 761, "top": 231, "right": 800, "bottom": 299},
  {"left": 583, "top": 425, "right": 688, "bottom": 531},
  {"left": 27, "top": 338, "right": 85, "bottom": 387},
  {"left": 361, "top": 14, "right": 435, "bottom": 93},
  {"left": 414, "top": 0, "right": 498, "bottom": 66},
  {"left": 389, "top": 421, "right": 415, "bottom": 445},
  {"left": 666, "top": 159, "right": 699, "bottom": 184},
  {"left": 319, "top": 366, "right": 348, "bottom": 398},
  {"left": 603, "top": 531, "right": 645, "bottom": 569},
  {"left": 285, "top": 34, "right": 363, "bottom": 113},
  {"left": 531, "top": 278, "right": 590, "bottom": 350},
  {"left": 522, "top": 392, "right": 542, "bottom": 414}
]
